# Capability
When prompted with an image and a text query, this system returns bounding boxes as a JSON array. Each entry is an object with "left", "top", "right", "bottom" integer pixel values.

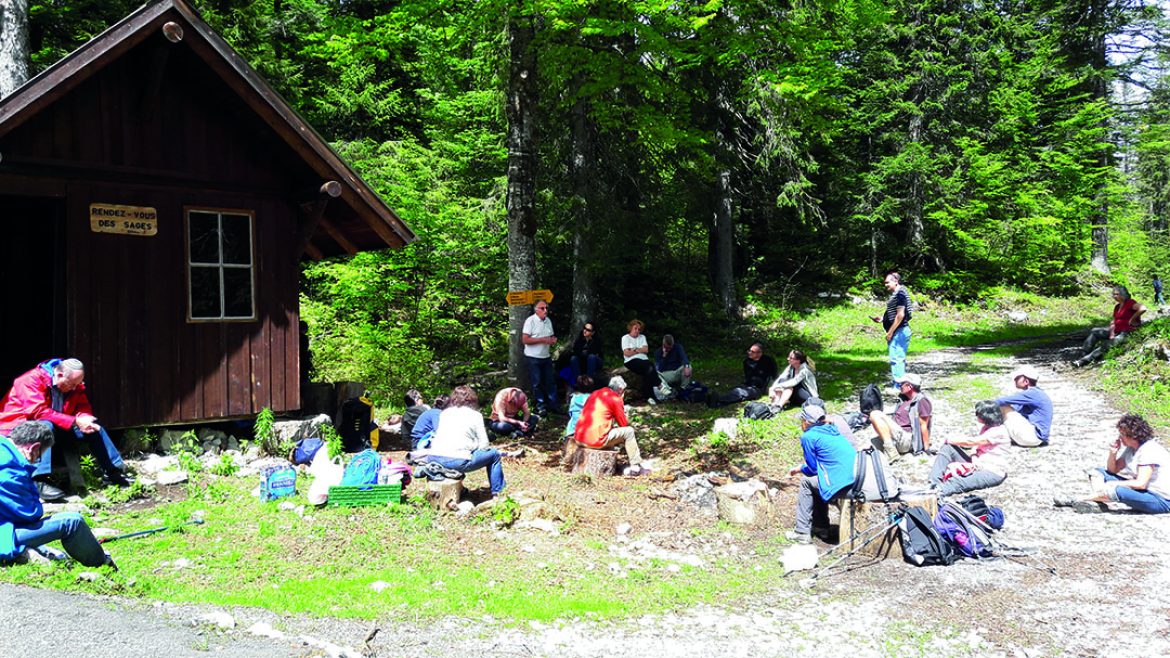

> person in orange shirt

[{"left": 573, "top": 376, "right": 647, "bottom": 477}]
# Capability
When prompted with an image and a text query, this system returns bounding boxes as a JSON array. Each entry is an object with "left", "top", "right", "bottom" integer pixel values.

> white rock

[
  {"left": 369, "top": 580, "right": 390, "bottom": 593},
  {"left": 781, "top": 544, "right": 819, "bottom": 574},
  {"left": 92, "top": 527, "right": 119, "bottom": 540},
  {"left": 277, "top": 501, "right": 298, "bottom": 512},
  {"left": 137, "top": 454, "right": 179, "bottom": 475},
  {"left": 173, "top": 558, "right": 193, "bottom": 569},
  {"left": 77, "top": 571, "right": 101, "bottom": 582},
  {"left": 197, "top": 612, "right": 236, "bottom": 629},
  {"left": 516, "top": 519, "right": 559, "bottom": 534},
  {"left": 247, "top": 622, "right": 284, "bottom": 639},
  {"left": 712, "top": 418, "right": 738, "bottom": 440},
  {"left": 156, "top": 470, "right": 189, "bottom": 485},
  {"left": 615, "top": 522, "right": 632, "bottom": 536},
  {"left": 455, "top": 501, "right": 476, "bottom": 516}
]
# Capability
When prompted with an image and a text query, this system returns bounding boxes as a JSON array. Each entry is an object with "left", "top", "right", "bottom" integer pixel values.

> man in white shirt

[{"left": 521, "top": 301, "right": 562, "bottom": 415}]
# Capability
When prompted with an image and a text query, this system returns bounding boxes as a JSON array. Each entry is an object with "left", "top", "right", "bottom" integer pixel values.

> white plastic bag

[{"left": 307, "top": 450, "right": 344, "bottom": 505}]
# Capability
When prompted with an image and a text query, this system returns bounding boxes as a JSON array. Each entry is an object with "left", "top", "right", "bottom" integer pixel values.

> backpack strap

[
  {"left": 851, "top": 450, "right": 869, "bottom": 501},
  {"left": 869, "top": 449, "right": 890, "bottom": 501},
  {"left": 908, "top": 394, "right": 930, "bottom": 454}
]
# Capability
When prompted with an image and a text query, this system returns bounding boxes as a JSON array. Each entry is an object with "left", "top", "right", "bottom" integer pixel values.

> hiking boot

[
  {"left": 623, "top": 464, "right": 649, "bottom": 477},
  {"left": 1054, "top": 497, "right": 1108, "bottom": 513},
  {"left": 784, "top": 530, "right": 812, "bottom": 544},
  {"left": 36, "top": 481, "right": 66, "bottom": 503},
  {"left": 103, "top": 471, "right": 134, "bottom": 488},
  {"left": 646, "top": 396, "right": 657, "bottom": 406}
]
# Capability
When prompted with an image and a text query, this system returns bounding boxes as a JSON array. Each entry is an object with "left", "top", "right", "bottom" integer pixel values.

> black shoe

[
  {"left": 36, "top": 481, "right": 66, "bottom": 502},
  {"left": 103, "top": 471, "right": 133, "bottom": 488}
]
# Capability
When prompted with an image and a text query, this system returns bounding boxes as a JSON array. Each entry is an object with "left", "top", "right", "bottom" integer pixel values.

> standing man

[
  {"left": 574, "top": 376, "right": 648, "bottom": 477},
  {"left": 995, "top": 366, "right": 1053, "bottom": 447},
  {"left": 521, "top": 300, "right": 561, "bottom": 415},
  {"left": 871, "top": 271, "right": 913, "bottom": 389},
  {"left": 0, "top": 421, "right": 114, "bottom": 568},
  {"left": 0, "top": 358, "right": 130, "bottom": 501},
  {"left": 868, "top": 373, "right": 932, "bottom": 459},
  {"left": 785, "top": 404, "right": 856, "bottom": 544},
  {"left": 653, "top": 334, "right": 692, "bottom": 403},
  {"left": 709, "top": 342, "right": 779, "bottom": 407},
  {"left": 1154, "top": 275, "right": 1164, "bottom": 306}
]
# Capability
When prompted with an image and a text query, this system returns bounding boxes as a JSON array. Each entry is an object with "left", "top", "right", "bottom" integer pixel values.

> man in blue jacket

[
  {"left": 0, "top": 421, "right": 112, "bottom": 567},
  {"left": 786, "top": 405, "right": 857, "bottom": 543},
  {"left": 995, "top": 366, "right": 1053, "bottom": 447}
]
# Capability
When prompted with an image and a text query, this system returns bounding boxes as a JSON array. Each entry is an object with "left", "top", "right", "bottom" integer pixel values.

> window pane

[
  {"left": 220, "top": 214, "right": 252, "bottom": 265},
  {"left": 189, "top": 212, "right": 220, "bottom": 264},
  {"left": 190, "top": 266, "right": 221, "bottom": 318},
  {"left": 223, "top": 268, "right": 253, "bottom": 317}
]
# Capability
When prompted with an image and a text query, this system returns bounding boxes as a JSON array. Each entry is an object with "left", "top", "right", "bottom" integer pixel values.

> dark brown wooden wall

[{"left": 0, "top": 34, "right": 311, "bottom": 427}]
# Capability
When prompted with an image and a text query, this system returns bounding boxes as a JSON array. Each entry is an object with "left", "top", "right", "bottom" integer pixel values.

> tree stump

[
  {"left": 425, "top": 479, "right": 463, "bottom": 511},
  {"left": 563, "top": 437, "right": 617, "bottom": 477},
  {"left": 714, "top": 480, "right": 773, "bottom": 526},
  {"left": 836, "top": 491, "right": 938, "bottom": 559}
]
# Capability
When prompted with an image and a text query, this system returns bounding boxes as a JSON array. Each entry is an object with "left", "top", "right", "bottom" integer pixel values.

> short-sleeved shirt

[
  {"left": 522, "top": 313, "right": 554, "bottom": 359},
  {"left": 1131, "top": 440, "right": 1170, "bottom": 500},
  {"left": 883, "top": 286, "right": 911, "bottom": 333},
  {"left": 892, "top": 393, "right": 932, "bottom": 433},
  {"left": 490, "top": 387, "right": 527, "bottom": 422},
  {"left": 971, "top": 423, "right": 1012, "bottom": 476},
  {"left": 995, "top": 387, "right": 1053, "bottom": 442},
  {"left": 621, "top": 334, "right": 649, "bottom": 363}
]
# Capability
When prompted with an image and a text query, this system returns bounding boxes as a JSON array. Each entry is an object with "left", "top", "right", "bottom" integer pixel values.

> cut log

[
  {"left": 562, "top": 438, "right": 617, "bottom": 478},
  {"left": 425, "top": 479, "right": 463, "bottom": 511},
  {"left": 836, "top": 492, "right": 938, "bottom": 559}
]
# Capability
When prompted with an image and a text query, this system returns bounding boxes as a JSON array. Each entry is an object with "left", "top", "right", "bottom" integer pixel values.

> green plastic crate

[{"left": 326, "top": 484, "right": 403, "bottom": 507}]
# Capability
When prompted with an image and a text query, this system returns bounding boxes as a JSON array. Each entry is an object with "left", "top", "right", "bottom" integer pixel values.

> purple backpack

[{"left": 933, "top": 502, "right": 993, "bottom": 558}]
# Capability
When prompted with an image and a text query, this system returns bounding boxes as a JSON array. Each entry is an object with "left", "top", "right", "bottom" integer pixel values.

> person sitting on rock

[
  {"left": 410, "top": 394, "right": 448, "bottom": 451},
  {"left": 868, "top": 373, "right": 932, "bottom": 459},
  {"left": 928, "top": 400, "right": 1010, "bottom": 496},
  {"left": 0, "top": 421, "right": 115, "bottom": 568},
  {"left": 565, "top": 375, "right": 594, "bottom": 438},
  {"left": 653, "top": 334, "right": 692, "bottom": 403},
  {"left": 1074, "top": 285, "right": 1146, "bottom": 367},
  {"left": 1055, "top": 413, "right": 1170, "bottom": 514},
  {"left": 785, "top": 404, "right": 856, "bottom": 544},
  {"left": 769, "top": 350, "right": 819, "bottom": 409},
  {"left": 488, "top": 387, "right": 538, "bottom": 439},
  {"left": 995, "top": 366, "right": 1052, "bottom": 447},
  {"left": 415, "top": 386, "right": 505, "bottom": 496},
  {"left": 574, "top": 376, "right": 648, "bottom": 477}
]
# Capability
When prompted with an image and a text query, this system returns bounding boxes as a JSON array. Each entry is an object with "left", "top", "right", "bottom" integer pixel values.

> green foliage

[
  {"left": 79, "top": 455, "right": 102, "bottom": 491},
  {"left": 101, "top": 480, "right": 154, "bottom": 505},
  {"left": 209, "top": 454, "right": 239, "bottom": 478},
  {"left": 253, "top": 408, "right": 281, "bottom": 456},
  {"left": 490, "top": 496, "right": 520, "bottom": 527},
  {"left": 320, "top": 422, "right": 344, "bottom": 461}
]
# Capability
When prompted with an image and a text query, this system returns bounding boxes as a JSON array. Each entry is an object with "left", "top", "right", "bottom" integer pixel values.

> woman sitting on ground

[
  {"left": 417, "top": 385, "right": 505, "bottom": 496},
  {"left": 769, "top": 350, "right": 819, "bottom": 408},
  {"left": 410, "top": 394, "right": 448, "bottom": 450},
  {"left": 621, "top": 319, "right": 660, "bottom": 400},
  {"left": 927, "top": 400, "right": 1010, "bottom": 496},
  {"left": 565, "top": 375, "right": 594, "bottom": 438},
  {"left": 488, "top": 387, "right": 538, "bottom": 439},
  {"left": 1055, "top": 413, "right": 1170, "bottom": 514}
]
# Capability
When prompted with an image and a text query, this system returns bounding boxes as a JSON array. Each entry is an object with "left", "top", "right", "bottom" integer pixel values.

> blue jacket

[
  {"left": 799, "top": 423, "right": 857, "bottom": 502},
  {"left": 0, "top": 437, "right": 43, "bottom": 560},
  {"left": 655, "top": 343, "right": 690, "bottom": 373},
  {"left": 995, "top": 387, "right": 1053, "bottom": 442}
]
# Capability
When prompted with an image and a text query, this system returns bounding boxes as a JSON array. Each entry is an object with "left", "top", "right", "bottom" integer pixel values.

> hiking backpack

[
  {"left": 259, "top": 463, "right": 298, "bottom": 502},
  {"left": 898, "top": 505, "right": 954, "bottom": 567},
  {"left": 956, "top": 494, "right": 1005, "bottom": 531},
  {"left": 842, "top": 411, "right": 870, "bottom": 433},
  {"left": 859, "top": 384, "right": 883, "bottom": 415},
  {"left": 934, "top": 502, "right": 994, "bottom": 559},
  {"left": 290, "top": 438, "right": 325, "bottom": 465},
  {"left": 341, "top": 449, "right": 381, "bottom": 489},
  {"left": 677, "top": 381, "right": 709, "bottom": 404},
  {"left": 743, "top": 401, "right": 777, "bottom": 420},
  {"left": 850, "top": 447, "right": 901, "bottom": 503}
]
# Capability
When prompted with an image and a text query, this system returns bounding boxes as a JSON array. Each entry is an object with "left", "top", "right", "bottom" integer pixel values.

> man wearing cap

[
  {"left": 867, "top": 373, "right": 932, "bottom": 459},
  {"left": 995, "top": 366, "right": 1053, "bottom": 447},
  {"left": 785, "top": 404, "right": 856, "bottom": 544}
]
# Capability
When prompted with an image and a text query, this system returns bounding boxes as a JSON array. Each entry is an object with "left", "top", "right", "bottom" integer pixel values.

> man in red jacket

[
  {"left": 573, "top": 376, "right": 648, "bottom": 477},
  {"left": 0, "top": 358, "right": 129, "bottom": 501}
]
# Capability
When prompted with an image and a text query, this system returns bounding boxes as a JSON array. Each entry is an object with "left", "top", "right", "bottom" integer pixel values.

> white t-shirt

[
  {"left": 971, "top": 423, "right": 1011, "bottom": 476},
  {"left": 1131, "top": 440, "right": 1170, "bottom": 500},
  {"left": 621, "top": 334, "right": 649, "bottom": 363},
  {"left": 522, "top": 313, "right": 554, "bottom": 359},
  {"left": 425, "top": 406, "right": 489, "bottom": 461}
]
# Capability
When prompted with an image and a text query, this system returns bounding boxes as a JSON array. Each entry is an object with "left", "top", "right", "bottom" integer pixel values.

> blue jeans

[
  {"left": 33, "top": 420, "right": 124, "bottom": 479},
  {"left": 488, "top": 414, "right": 540, "bottom": 438},
  {"left": 13, "top": 512, "right": 106, "bottom": 566},
  {"left": 525, "top": 356, "right": 558, "bottom": 411},
  {"left": 569, "top": 354, "right": 603, "bottom": 380},
  {"left": 888, "top": 325, "right": 912, "bottom": 385},
  {"left": 427, "top": 449, "right": 506, "bottom": 494},
  {"left": 1097, "top": 468, "right": 1170, "bottom": 514}
]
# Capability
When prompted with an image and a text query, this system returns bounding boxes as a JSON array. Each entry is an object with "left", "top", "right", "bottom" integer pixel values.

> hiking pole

[
  {"left": 813, "top": 513, "right": 903, "bottom": 581},
  {"left": 99, "top": 518, "right": 204, "bottom": 544}
]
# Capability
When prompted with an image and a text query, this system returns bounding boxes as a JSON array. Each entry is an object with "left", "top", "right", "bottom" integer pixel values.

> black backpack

[
  {"left": 859, "top": 384, "right": 883, "bottom": 415},
  {"left": 743, "top": 401, "right": 777, "bottom": 420},
  {"left": 898, "top": 505, "right": 955, "bottom": 567}
]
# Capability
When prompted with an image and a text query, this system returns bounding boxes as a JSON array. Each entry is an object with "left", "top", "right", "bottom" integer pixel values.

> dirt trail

[{"left": 3, "top": 339, "right": 1167, "bottom": 658}]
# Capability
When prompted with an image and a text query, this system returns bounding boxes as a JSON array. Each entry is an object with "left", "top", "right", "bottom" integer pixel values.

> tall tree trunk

[
  {"left": 505, "top": 10, "right": 538, "bottom": 387},
  {"left": 711, "top": 167, "right": 736, "bottom": 317},
  {"left": 569, "top": 86, "right": 598, "bottom": 334},
  {"left": 1089, "top": 0, "right": 1111, "bottom": 273},
  {"left": 0, "top": 0, "right": 30, "bottom": 98}
]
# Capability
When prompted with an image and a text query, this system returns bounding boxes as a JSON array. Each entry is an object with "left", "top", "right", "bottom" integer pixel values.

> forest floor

[{"left": 3, "top": 333, "right": 1168, "bottom": 657}]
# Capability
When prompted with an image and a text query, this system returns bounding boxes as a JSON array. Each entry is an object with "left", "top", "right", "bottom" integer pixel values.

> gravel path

[{"left": 3, "top": 339, "right": 1167, "bottom": 658}]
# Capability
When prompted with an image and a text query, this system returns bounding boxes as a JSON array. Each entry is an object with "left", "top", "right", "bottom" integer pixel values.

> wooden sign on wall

[{"left": 89, "top": 203, "right": 158, "bottom": 236}]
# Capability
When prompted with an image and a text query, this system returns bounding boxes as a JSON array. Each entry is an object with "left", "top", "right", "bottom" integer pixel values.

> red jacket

[
  {"left": 0, "top": 360, "right": 93, "bottom": 435},
  {"left": 574, "top": 387, "right": 629, "bottom": 448}
]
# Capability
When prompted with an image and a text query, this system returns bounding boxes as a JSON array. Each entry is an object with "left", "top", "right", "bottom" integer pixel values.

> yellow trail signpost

[{"left": 506, "top": 289, "right": 554, "bottom": 306}]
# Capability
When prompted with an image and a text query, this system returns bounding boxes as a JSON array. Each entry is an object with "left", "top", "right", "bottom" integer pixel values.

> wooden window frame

[{"left": 184, "top": 206, "right": 257, "bottom": 323}]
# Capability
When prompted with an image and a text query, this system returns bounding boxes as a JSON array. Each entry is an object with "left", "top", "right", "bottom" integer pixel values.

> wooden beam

[
  {"left": 318, "top": 216, "right": 358, "bottom": 255},
  {"left": 296, "top": 180, "right": 340, "bottom": 256},
  {"left": 303, "top": 242, "right": 323, "bottom": 260}
]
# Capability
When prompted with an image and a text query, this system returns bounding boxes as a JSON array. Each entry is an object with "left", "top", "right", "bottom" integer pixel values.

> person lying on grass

[
  {"left": 927, "top": 400, "right": 1010, "bottom": 496},
  {"left": 1054, "top": 414, "right": 1170, "bottom": 514},
  {"left": 0, "top": 421, "right": 115, "bottom": 568}
]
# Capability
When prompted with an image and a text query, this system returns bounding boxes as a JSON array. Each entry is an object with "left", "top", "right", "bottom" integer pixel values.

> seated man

[
  {"left": 574, "top": 376, "right": 648, "bottom": 477},
  {"left": 653, "top": 334, "right": 692, "bottom": 403},
  {"left": 1, "top": 421, "right": 113, "bottom": 568},
  {"left": 1074, "top": 285, "right": 1146, "bottom": 367},
  {"left": 488, "top": 387, "right": 539, "bottom": 439},
  {"left": 995, "top": 366, "right": 1052, "bottom": 447},
  {"left": 709, "top": 342, "right": 778, "bottom": 407},
  {"left": 868, "top": 373, "right": 931, "bottom": 459},
  {"left": 400, "top": 390, "right": 430, "bottom": 443},
  {"left": 410, "top": 394, "right": 449, "bottom": 451},
  {"left": 785, "top": 404, "right": 857, "bottom": 543},
  {"left": 0, "top": 358, "right": 130, "bottom": 501}
]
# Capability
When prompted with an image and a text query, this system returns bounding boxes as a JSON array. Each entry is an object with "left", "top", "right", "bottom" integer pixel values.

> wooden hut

[{"left": 0, "top": 0, "right": 413, "bottom": 427}]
